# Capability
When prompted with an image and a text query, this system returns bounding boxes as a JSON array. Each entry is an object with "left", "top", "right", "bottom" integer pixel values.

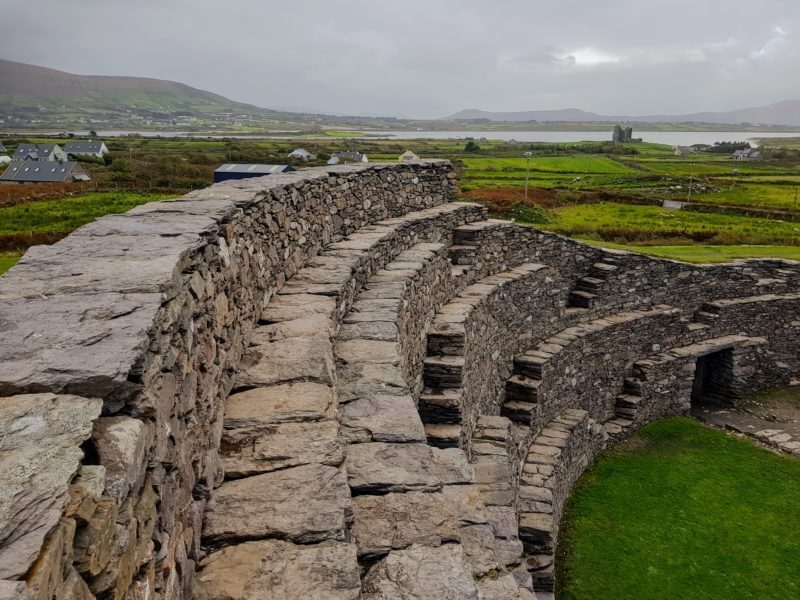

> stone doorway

[{"left": 691, "top": 348, "right": 736, "bottom": 407}]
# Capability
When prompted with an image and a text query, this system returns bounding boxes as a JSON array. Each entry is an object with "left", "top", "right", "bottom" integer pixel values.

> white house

[
  {"left": 64, "top": 140, "right": 110, "bottom": 159},
  {"left": 673, "top": 146, "right": 695, "bottom": 157},
  {"left": 288, "top": 148, "right": 315, "bottom": 161},
  {"left": 328, "top": 152, "right": 368, "bottom": 165}
]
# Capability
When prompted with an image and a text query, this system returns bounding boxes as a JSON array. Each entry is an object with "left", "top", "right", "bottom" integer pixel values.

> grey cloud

[{"left": 0, "top": 0, "right": 798, "bottom": 118}]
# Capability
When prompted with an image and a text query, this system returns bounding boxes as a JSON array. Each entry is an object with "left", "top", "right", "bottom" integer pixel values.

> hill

[
  {"left": 445, "top": 100, "right": 800, "bottom": 127},
  {"left": 0, "top": 58, "right": 274, "bottom": 119}
]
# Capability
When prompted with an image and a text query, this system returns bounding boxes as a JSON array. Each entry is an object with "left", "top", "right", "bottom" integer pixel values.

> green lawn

[
  {"left": 462, "top": 155, "right": 636, "bottom": 176},
  {"left": 557, "top": 417, "right": 800, "bottom": 599},
  {"left": 692, "top": 182, "right": 800, "bottom": 212},
  {"left": 0, "top": 191, "right": 173, "bottom": 236},
  {"left": 535, "top": 202, "right": 800, "bottom": 246},
  {"left": 0, "top": 252, "right": 21, "bottom": 276}
]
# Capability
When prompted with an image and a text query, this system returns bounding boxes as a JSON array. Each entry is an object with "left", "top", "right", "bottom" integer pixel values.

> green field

[
  {"left": 0, "top": 252, "right": 21, "bottom": 275},
  {"left": 3, "top": 135, "right": 800, "bottom": 266},
  {"left": 557, "top": 417, "right": 800, "bottom": 599},
  {"left": 532, "top": 202, "right": 800, "bottom": 246},
  {"left": 0, "top": 191, "right": 172, "bottom": 236}
]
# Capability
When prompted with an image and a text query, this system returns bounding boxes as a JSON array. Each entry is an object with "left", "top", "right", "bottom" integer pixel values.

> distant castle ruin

[{"left": 612, "top": 124, "right": 643, "bottom": 143}]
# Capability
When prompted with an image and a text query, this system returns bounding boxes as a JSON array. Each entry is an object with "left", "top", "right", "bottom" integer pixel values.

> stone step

[
  {"left": 505, "top": 375, "right": 541, "bottom": 404},
  {"left": 426, "top": 325, "right": 466, "bottom": 356},
  {"left": 615, "top": 394, "right": 642, "bottom": 409},
  {"left": 623, "top": 377, "right": 643, "bottom": 395},
  {"left": 567, "top": 290, "right": 597, "bottom": 309},
  {"left": 452, "top": 219, "right": 508, "bottom": 244},
  {"left": 202, "top": 464, "right": 351, "bottom": 547},
  {"left": 447, "top": 244, "right": 479, "bottom": 266},
  {"left": 608, "top": 417, "right": 633, "bottom": 429},
  {"left": 589, "top": 262, "right": 619, "bottom": 278},
  {"left": 614, "top": 406, "right": 638, "bottom": 419},
  {"left": 422, "top": 355, "right": 465, "bottom": 388},
  {"left": 424, "top": 423, "right": 462, "bottom": 449},
  {"left": 418, "top": 388, "right": 463, "bottom": 424},
  {"left": 501, "top": 400, "right": 538, "bottom": 425},
  {"left": 693, "top": 310, "right": 720, "bottom": 324},
  {"left": 513, "top": 355, "right": 547, "bottom": 379},
  {"left": 195, "top": 539, "right": 361, "bottom": 600},
  {"left": 575, "top": 275, "right": 605, "bottom": 292}
]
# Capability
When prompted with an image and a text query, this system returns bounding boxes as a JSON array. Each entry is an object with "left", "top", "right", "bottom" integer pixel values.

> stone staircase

[
  {"left": 194, "top": 202, "right": 494, "bottom": 598},
  {"left": 334, "top": 232, "right": 537, "bottom": 598},
  {"left": 421, "top": 263, "right": 548, "bottom": 448},
  {"left": 566, "top": 260, "right": 618, "bottom": 309},
  {"left": 517, "top": 409, "right": 602, "bottom": 592}
]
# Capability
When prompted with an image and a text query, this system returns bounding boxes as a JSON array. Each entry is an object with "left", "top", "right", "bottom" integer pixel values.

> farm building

[
  {"left": 64, "top": 140, "right": 110, "bottom": 158},
  {"left": 13, "top": 143, "right": 68, "bottom": 162},
  {"left": 673, "top": 146, "right": 696, "bottom": 156},
  {"left": 328, "top": 151, "right": 368, "bottom": 165},
  {"left": 732, "top": 149, "right": 763, "bottom": 161},
  {"left": 288, "top": 148, "right": 315, "bottom": 160},
  {"left": 0, "top": 160, "right": 90, "bottom": 183},
  {"left": 399, "top": 150, "right": 420, "bottom": 161},
  {"left": 213, "top": 163, "right": 295, "bottom": 183}
]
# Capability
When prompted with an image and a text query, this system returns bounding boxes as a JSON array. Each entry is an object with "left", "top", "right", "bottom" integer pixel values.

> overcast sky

[{"left": 1, "top": 0, "right": 798, "bottom": 118}]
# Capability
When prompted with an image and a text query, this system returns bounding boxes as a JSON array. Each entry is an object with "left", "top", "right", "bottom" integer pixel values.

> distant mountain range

[
  {"left": 2, "top": 58, "right": 798, "bottom": 130},
  {"left": 445, "top": 100, "right": 800, "bottom": 127}
]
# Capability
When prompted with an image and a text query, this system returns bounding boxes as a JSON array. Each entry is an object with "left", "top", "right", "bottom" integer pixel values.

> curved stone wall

[
  {"left": 0, "top": 162, "right": 459, "bottom": 599},
  {"left": 0, "top": 161, "right": 798, "bottom": 599}
]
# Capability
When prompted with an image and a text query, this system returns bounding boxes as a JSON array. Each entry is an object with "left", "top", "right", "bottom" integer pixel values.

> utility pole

[
  {"left": 687, "top": 162, "right": 695, "bottom": 203},
  {"left": 523, "top": 151, "right": 532, "bottom": 202}
]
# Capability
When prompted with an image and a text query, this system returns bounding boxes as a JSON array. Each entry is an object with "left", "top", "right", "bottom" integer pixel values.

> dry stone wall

[
  {"left": 0, "top": 161, "right": 458, "bottom": 599},
  {"left": 0, "top": 159, "right": 798, "bottom": 599}
]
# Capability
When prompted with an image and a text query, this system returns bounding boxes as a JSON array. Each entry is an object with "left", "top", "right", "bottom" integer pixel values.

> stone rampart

[{"left": 0, "top": 160, "right": 798, "bottom": 599}]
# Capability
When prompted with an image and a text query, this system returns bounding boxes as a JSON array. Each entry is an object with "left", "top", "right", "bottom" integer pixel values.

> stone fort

[{"left": 0, "top": 160, "right": 798, "bottom": 599}]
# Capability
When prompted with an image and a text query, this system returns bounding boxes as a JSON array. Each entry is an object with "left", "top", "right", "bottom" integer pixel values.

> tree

[{"left": 464, "top": 140, "right": 481, "bottom": 153}]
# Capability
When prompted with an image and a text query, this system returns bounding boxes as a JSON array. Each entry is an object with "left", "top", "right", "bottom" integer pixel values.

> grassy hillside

[{"left": 0, "top": 58, "right": 271, "bottom": 118}]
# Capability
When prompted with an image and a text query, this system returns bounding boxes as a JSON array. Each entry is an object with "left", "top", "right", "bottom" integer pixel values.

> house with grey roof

[
  {"left": 327, "top": 151, "right": 368, "bottom": 165},
  {"left": 13, "top": 143, "right": 68, "bottom": 162},
  {"left": 213, "top": 163, "right": 295, "bottom": 183},
  {"left": 732, "top": 148, "right": 763, "bottom": 161},
  {"left": 64, "top": 140, "right": 109, "bottom": 159},
  {"left": 0, "top": 160, "right": 90, "bottom": 183}
]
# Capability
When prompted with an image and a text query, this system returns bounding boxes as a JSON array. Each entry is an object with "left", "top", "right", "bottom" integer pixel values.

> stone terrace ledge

[{"left": 0, "top": 160, "right": 454, "bottom": 401}]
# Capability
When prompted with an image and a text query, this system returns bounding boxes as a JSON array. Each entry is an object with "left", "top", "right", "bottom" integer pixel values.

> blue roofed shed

[{"left": 213, "top": 163, "right": 295, "bottom": 183}]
